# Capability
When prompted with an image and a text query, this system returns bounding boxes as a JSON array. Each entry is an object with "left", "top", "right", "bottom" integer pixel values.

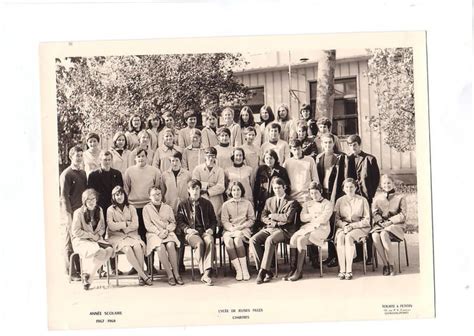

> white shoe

[
  {"left": 239, "top": 257, "right": 250, "bottom": 281},
  {"left": 231, "top": 259, "right": 243, "bottom": 281}
]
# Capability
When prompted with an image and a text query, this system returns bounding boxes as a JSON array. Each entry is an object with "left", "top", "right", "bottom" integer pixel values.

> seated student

[
  {"left": 143, "top": 187, "right": 183, "bottom": 286},
  {"left": 221, "top": 181, "right": 255, "bottom": 281},
  {"left": 161, "top": 151, "right": 192, "bottom": 213},
  {"left": 129, "top": 130, "right": 154, "bottom": 166},
  {"left": 106, "top": 186, "right": 151, "bottom": 286},
  {"left": 239, "top": 106, "right": 262, "bottom": 147},
  {"left": 157, "top": 112, "right": 179, "bottom": 148},
  {"left": 178, "top": 109, "right": 198, "bottom": 149},
  {"left": 283, "top": 139, "right": 318, "bottom": 204},
  {"left": 83, "top": 132, "right": 102, "bottom": 177},
  {"left": 314, "top": 117, "right": 342, "bottom": 154},
  {"left": 259, "top": 105, "right": 276, "bottom": 144},
  {"left": 146, "top": 113, "right": 164, "bottom": 153},
  {"left": 71, "top": 189, "right": 114, "bottom": 290},
  {"left": 176, "top": 179, "right": 218, "bottom": 286},
  {"left": 125, "top": 114, "right": 144, "bottom": 151},
  {"left": 334, "top": 178, "right": 370, "bottom": 280},
  {"left": 214, "top": 127, "right": 234, "bottom": 171},
  {"left": 260, "top": 123, "right": 290, "bottom": 165},
  {"left": 182, "top": 129, "right": 206, "bottom": 174},
  {"left": 221, "top": 107, "right": 242, "bottom": 147},
  {"left": 110, "top": 131, "right": 131, "bottom": 175},
  {"left": 225, "top": 147, "right": 254, "bottom": 203},
  {"left": 285, "top": 182, "right": 333, "bottom": 281},
  {"left": 275, "top": 103, "right": 296, "bottom": 143},
  {"left": 153, "top": 128, "right": 182, "bottom": 172},
  {"left": 294, "top": 121, "right": 318, "bottom": 161},
  {"left": 241, "top": 126, "right": 260, "bottom": 172},
  {"left": 249, "top": 177, "right": 299, "bottom": 285},
  {"left": 371, "top": 174, "right": 407, "bottom": 276},
  {"left": 201, "top": 109, "right": 219, "bottom": 149}
]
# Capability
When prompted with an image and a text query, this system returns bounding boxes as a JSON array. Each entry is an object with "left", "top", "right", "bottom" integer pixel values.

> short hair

[
  {"left": 226, "top": 181, "right": 246, "bottom": 198},
  {"left": 347, "top": 134, "right": 362, "bottom": 145},
  {"left": 316, "top": 117, "right": 332, "bottom": 128},
  {"left": 184, "top": 109, "right": 198, "bottom": 120},
  {"left": 187, "top": 179, "right": 202, "bottom": 189},
  {"left": 136, "top": 148, "right": 148, "bottom": 157},
  {"left": 300, "top": 103, "right": 312, "bottom": 115},
  {"left": 308, "top": 181, "right": 323, "bottom": 193},
  {"left": 68, "top": 145, "right": 83, "bottom": 158},
  {"left": 170, "top": 151, "right": 183, "bottom": 161},
  {"left": 289, "top": 139, "right": 302, "bottom": 148},
  {"left": 162, "top": 128, "right": 175, "bottom": 138},
  {"left": 296, "top": 120, "right": 308, "bottom": 131},
  {"left": 190, "top": 128, "right": 202, "bottom": 137},
  {"left": 342, "top": 178, "right": 357, "bottom": 188},
  {"left": 222, "top": 107, "right": 235, "bottom": 117},
  {"left": 205, "top": 106, "right": 219, "bottom": 120},
  {"left": 81, "top": 188, "right": 98, "bottom": 205},
  {"left": 86, "top": 132, "right": 100, "bottom": 143},
  {"left": 162, "top": 112, "right": 174, "bottom": 120},
  {"left": 137, "top": 130, "right": 149, "bottom": 140},
  {"left": 148, "top": 186, "right": 161, "bottom": 195},
  {"left": 269, "top": 122, "right": 282, "bottom": 133},
  {"left": 276, "top": 103, "right": 290, "bottom": 121},
  {"left": 231, "top": 147, "right": 246, "bottom": 162},
  {"left": 271, "top": 177, "right": 287, "bottom": 188},
  {"left": 128, "top": 114, "right": 143, "bottom": 132},
  {"left": 99, "top": 150, "right": 112, "bottom": 160},
  {"left": 380, "top": 174, "right": 395, "bottom": 183},
  {"left": 320, "top": 133, "right": 335, "bottom": 142},
  {"left": 217, "top": 127, "right": 231, "bottom": 137},
  {"left": 260, "top": 105, "right": 275, "bottom": 125},
  {"left": 111, "top": 185, "right": 129, "bottom": 207},
  {"left": 243, "top": 126, "right": 257, "bottom": 136},
  {"left": 146, "top": 113, "right": 164, "bottom": 130},
  {"left": 112, "top": 131, "right": 128, "bottom": 149},
  {"left": 263, "top": 149, "right": 280, "bottom": 166}
]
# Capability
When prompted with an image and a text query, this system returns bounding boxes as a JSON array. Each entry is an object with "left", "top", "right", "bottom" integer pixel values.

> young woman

[
  {"left": 275, "top": 103, "right": 295, "bottom": 143},
  {"left": 259, "top": 105, "right": 275, "bottom": 144},
  {"left": 334, "top": 178, "right": 370, "bottom": 280},
  {"left": 225, "top": 147, "right": 254, "bottom": 203},
  {"left": 143, "top": 187, "right": 183, "bottom": 286},
  {"left": 298, "top": 103, "right": 318, "bottom": 138},
  {"left": 182, "top": 129, "right": 206, "bottom": 174},
  {"left": 106, "top": 186, "right": 151, "bottom": 286},
  {"left": 109, "top": 131, "right": 131, "bottom": 175},
  {"left": 238, "top": 106, "right": 262, "bottom": 147},
  {"left": 152, "top": 128, "right": 182, "bottom": 172},
  {"left": 371, "top": 174, "right": 407, "bottom": 276},
  {"left": 295, "top": 121, "right": 318, "bottom": 160},
  {"left": 253, "top": 149, "right": 290, "bottom": 222},
  {"left": 71, "top": 189, "right": 114, "bottom": 290},
  {"left": 221, "top": 181, "right": 255, "bottom": 281},
  {"left": 129, "top": 130, "right": 154, "bottom": 166},
  {"left": 221, "top": 107, "right": 242, "bottom": 147},
  {"left": 125, "top": 114, "right": 144, "bottom": 151},
  {"left": 214, "top": 127, "right": 234, "bottom": 171},
  {"left": 201, "top": 109, "right": 219, "bottom": 149},
  {"left": 241, "top": 126, "right": 260, "bottom": 172},
  {"left": 157, "top": 112, "right": 179, "bottom": 148},
  {"left": 146, "top": 113, "right": 164, "bottom": 152},
  {"left": 83, "top": 132, "right": 102, "bottom": 177},
  {"left": 285, "top": 182, "right": 333, "bottom": 281}
]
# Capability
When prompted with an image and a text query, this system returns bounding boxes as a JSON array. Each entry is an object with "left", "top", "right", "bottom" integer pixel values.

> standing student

[
  {"left": 59, "top": 145, "right": 87, "bottom": 281},
  {"left": 221, "top": 107, "right": 242, "bottom": 147},
  {"left": 157, "top": 112, "right": 179, "bottom": 148},
  {"left": 176, "top": 179, "right": 218, "bottom": 286},
  {"left": 345, "top": 134, "right": 380, "bottom": 265},
  {"left": 71, "top": 189, "right": 114, "bottom": 290},
  {"left": 221, "top": 181, "right": 255, "bottom": 281},
  {"left": 106, "top": 186, "right": 151, "bottom": 286},
  {"left": 109, "top": 131, "right": 131, "bottom": 175},
  {"left": 201, "top": 109, "right": 219, "bottom": 149},
  {"left": 87, "top": 150, "right": 124, "bottom": 274},
  {"left": 192, "top": 147, "right": 226, "bottom": 217},
  {"left": 285, "top": 182, "right": 333, "bottom": 281},
  {"left": 259, "top": 105, "right": 275, "bottom": 144},
  {"left": 275, "top": 103, "right": 296, "bottom": 143},
  {"left": 143, "top": 187, "right": 183, "bottom": 286},
  {"left": 297, "top": 103, "right": 318, "bottom": 138},
  {"left": 129, "top": 130, "right": 154, "bottom": 166},
  {"left": 178, "top": 109, "right": 198, "bottom": 149},
  {"left": 260, "top": 123, "right": 290, "bottom": 165},
  {"left": 238, "top": 106, "right": 262, "bottom": 147},
  {"left": 182, "top": 129, "right": 206, "bottom": 174},
  {"left": 314, "top": 117, "right": 342, "bottom": 154},
  {"left": 283, "top": 139, "right": 318, "bottom": 204},
  {"left": 371, "top": 175, "right": 407, "bottom": 276},
  {"left": 225, "top": 147, "right": 254, "bottom": 203},
  {"left": 241, "top": 126, "right": 260, "bottom": 172},
  {"left": 153, "top": 129, "right": 182, "bottom": 172},
  {"left": 334, "top": 178, "right": 370, "bottom": 280},
  {"left": 161, "top": 151, "right": 192, "bottom": 213},
  {"left": 125, "top": 114, "right": 144, "bottom": 151},
  {"left": 214, "top": 127, "right": 234, "bottom": 171},
  {"left": 146, "top": 113, "right": 164, "bottom": 152},
  {"left": 83, "top": 132, "right": 102, "bottom": 176},
  {"left": 294, "top": 121, "right": 318, "bottom": 161},
  {"left": 249, "top": 178, "right": 299, "bottom": 284}
]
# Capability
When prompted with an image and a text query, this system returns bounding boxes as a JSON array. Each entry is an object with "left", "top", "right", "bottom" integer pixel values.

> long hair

[
  {"left": 128, "top": 114, "right": 144, "bottom": 133},
  {"left": 112, "top": 131, "right": 128, "bottom": 150},
  {"left": 260, "top": 105, "right": 275, "bottom": 126},
  {"left": 111, "top": 186, "right": 129, "bottom": 207},
  {"left": 239, "top": 106, "right": 256, "bottom": 128},
  {"left": 81, "top": 189, "right": 100, "bottom": 224},
  {"left": 226, "top": 181, "right": 246, "bottom": 199}
]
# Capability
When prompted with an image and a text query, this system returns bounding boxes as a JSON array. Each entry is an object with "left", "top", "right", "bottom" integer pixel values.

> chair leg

[
  {"left": 274, "top": 247, "right": 278, "bottom": 278},
  {"left": 398, "top": 243, "right": 402, "bottom": 274},
  {"left": 190, "top": 246, "right": 195, "bottom": 281},
  {"left": 318, "top": 246, "right": 323, "bottom": 277},
  {"left": 372, "top": 244, "right": 377, "bottom": 271},
  {"left": 115, "top": 254, "right": 119, "bottom": 286},
  {"left": 106, "top": 259, "right": 110, "bottom": 286},
  {"left": 404, "top": 238, "right": 409, "bottom": 267},
  {"left": 150, "top": 252, "right": 154, "bottom": 281},
  {"left": 362, "top": 242, "right": 367, "bottom": 275}
]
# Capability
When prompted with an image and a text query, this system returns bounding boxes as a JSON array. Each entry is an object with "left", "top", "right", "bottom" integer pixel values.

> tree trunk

[{"left": 316, "top": 50, "right": 336, "bottom": 121}]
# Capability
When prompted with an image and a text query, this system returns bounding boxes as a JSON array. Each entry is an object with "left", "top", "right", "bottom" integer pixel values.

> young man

[
  {"left": 314, "top": 133, "right": 346, "bottom": 267},
  {"left": 176, "top": 179, "right": 218, "bottom": 285},
  {"left": 345, "top": 134, "right": 380, "bottom": 264},
  {"left": 283, "top": 139, "right": 318, "bottom": 204},
  {"left": 178, "top": 109, "right": 198, "bottom": 149},
  {"left": 87, "top": 150, "right": 124, "bottom": 274},
  {"left": 259, "top": 123, "right": 290, "bottom": 165},
  {"left": 249, "top": 177, "right": 299, "bottom": 284},
  {"left": 314, "top": 117, "right": 342, "bottom": 154},
  {"left": 153, "top": 129, "right": 182, "bottom": 172},
  {"left": 59, "top": 145, "right": 87, "bottom": 280}
]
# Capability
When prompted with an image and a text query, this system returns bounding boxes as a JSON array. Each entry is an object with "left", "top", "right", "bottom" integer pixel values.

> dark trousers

[
  {"left": 61, "top": 217, "right": 80, "bottom": 275},
  {"left": 135, "top": 207, "right": 151, "bottom": 269},
  {"left": 249, "top": 228, "right": 290, "bottom": 271}
]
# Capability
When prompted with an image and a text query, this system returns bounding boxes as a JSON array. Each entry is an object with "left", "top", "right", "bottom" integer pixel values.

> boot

[
  {"left": 290, "top": 250, "right": 306, "bottom": 281},
  {"left": 283, "top": 248, "right": 297, "bottom": 281},
  {"left": 239, "top": 257, "right": 250, "bottom": 280},
  {"left": 231, "top": 259, "right": 243, "bottom": 281}
]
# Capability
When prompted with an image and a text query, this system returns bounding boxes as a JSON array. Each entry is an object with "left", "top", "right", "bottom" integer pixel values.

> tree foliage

[
  {"left": 366, "top": 48, "right": 415, "bottom": 152},
  {"left": 56, "top": 53, "right": 249, "bottom": 165}
]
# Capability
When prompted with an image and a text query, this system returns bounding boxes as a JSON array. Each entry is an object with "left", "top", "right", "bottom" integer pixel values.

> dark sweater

[
  {"left": 59, "top": 166, "right": 87, "bottom": 215},
  {"left": 87, "top": 167, "right": 124, "bottom": 212}
]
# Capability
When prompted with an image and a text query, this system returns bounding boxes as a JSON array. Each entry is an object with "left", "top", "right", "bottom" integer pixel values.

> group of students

[{"left": 59, "top": 103, "right": 407, "bottom": 290}]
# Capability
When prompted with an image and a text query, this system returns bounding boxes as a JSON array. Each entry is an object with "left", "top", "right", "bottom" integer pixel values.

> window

[
  {"left": 309, "top": 78, "right": 358, "bottom": 137},
  {"left": 232, "top": 86, "right": 265, "bottom": 122}
]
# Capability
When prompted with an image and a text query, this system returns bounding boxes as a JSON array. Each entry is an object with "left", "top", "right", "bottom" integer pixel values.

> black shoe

[
  {"left": 366, "top": 259, "right": 373, "bottom": 266},
  {"left": 112, "top": 269, "right": 123, "bottom": 276},
  {"left": 353, "top": 256, "right": 364, "bottom": 263},
  {"left": 326, "top": 258, "right": 338, "bottom": 268},
  {"left": 82, "top": 273, "right": 90, "bottom": 290},
  {"left": 282, "top": 269, "right": 295, "bottom": 281},
  {"left": 128, "top": 268, "right": 138, "bottom": 275},
  {"left": 71, "top": 273, "right": 81, "bottom": 282},
  {"left": 256, "top": 270, "right": 266, "bottom": 284},
  {"left": 179, "top": 264, "right": 186, "bottom": 273},
  {"left": 382, "top": 266, "right": 389, "bottom": 276},
  {"left": 263, "top": 270, "right": 274, "bottom": 283},
  {"left": 389, "top": 265, "right": 395, "bottom": 276}
]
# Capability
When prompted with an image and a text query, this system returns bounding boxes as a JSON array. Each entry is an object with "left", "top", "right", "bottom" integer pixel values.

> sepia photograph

[{"left": 39, "top": 32, "right": 434, "bottom": 329}]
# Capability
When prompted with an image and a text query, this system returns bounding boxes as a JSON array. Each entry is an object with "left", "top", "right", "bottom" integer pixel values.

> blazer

[
  {"left": 176, "top": 197, "right": 218, "bottom": 237},
  {"left": 253, "top": 164, "right": 291, "bottom": 214},
  {"left": 344, "top": 151, "right": 380, "bottom": 204},
  {"left": 261, "top": 195, "right": 300, "bottom": 234},
  {"left": 192, "top": 163, "right": 225, "bottom": 214},
  {"left": 315, "top": 152, "right": 346, "bottom": 203}
]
